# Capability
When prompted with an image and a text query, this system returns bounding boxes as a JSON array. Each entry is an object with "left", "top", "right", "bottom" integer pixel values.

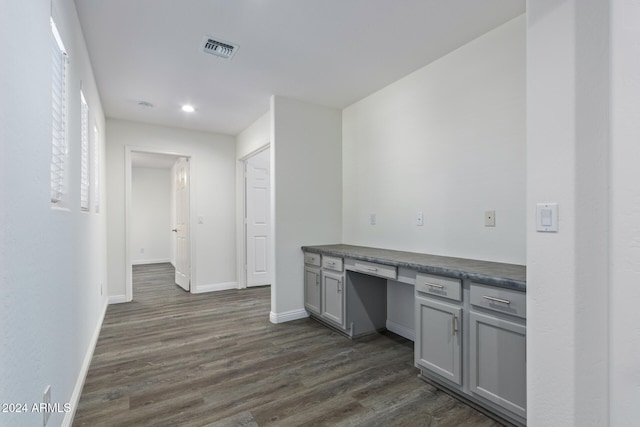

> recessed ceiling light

[{"left": 181, "top": 104, "right": 195, "bottom": 113}]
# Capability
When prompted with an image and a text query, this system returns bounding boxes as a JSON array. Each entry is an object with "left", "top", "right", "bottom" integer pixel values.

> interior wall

[
  {"left": 106, "top": 119, "right": 236, "bottom": 298},
  {"left": 0, "top": 0, "right": 107, "bottom": 425},
  {"left": 342, "top": 15, "right": 526, "bottom": 265},
  {"left": 236, "top": 112, "right": 270, "bottom": 159},
  {"left": 610, "top": 0, "right": 640, "bottom": 424},
  {"left": 131, "top": 167, "right": 172, "bottom": 265},
  {"left": 527, "top": 0, "right": 610, "bottom": 425},
  {"left": 270, "top": 96, "right": 342, "bottom": 321}
]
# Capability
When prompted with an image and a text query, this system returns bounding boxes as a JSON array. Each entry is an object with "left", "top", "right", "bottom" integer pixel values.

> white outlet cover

[{"left": 484, "top": 210, "right": 496, "bottom": 227}]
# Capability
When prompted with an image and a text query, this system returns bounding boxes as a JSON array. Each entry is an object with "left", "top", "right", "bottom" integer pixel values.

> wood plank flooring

[{"left": 74, "top": 263, "right": 503, "bottom": 427}]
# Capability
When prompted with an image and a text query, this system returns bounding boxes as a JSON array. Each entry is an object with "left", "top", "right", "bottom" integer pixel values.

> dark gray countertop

[{"left": 301, "top": 244, "right": 526, "bottom": 291}]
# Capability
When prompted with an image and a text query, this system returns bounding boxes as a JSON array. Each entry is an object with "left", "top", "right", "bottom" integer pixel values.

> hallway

[{"left": 73, "top": 264, "right": 501, "bottom": 426}]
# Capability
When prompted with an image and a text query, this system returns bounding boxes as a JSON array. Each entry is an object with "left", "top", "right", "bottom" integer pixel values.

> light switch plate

[{"left": 536, "top": 203, "right": 558, "bottom": 232}]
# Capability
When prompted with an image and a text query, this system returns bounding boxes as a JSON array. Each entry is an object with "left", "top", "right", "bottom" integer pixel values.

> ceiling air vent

[{"left": 201, "top": 36, "right": 238, "bottom": 60}]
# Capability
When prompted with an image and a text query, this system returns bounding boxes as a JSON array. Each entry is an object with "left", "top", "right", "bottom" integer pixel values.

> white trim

[
  {"left": 192, "top": 281, "right": 238, "bottom": 294},
  {"left": 108, "top": 294, "right": 127, "bottom": 304},
  {"left": 62, "top": 299, "right": 108, "bottom": 427},
  {"left": 269, "top": 308, "right": 309, "bottom": 324},
  {"left": 131, "top": 258, "right": 172, "bottom": 265},
  {"left": 386, "top": 319, "right": 415, "bottom": 342}
]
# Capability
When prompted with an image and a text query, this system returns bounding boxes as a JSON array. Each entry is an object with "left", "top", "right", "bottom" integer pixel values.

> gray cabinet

[
  {"left": 469, "top": 311, "right": 526, "bottom": 419},
  {"left": 415, "top": 294, "right": 462, "bottom": 385},
  {"left": 304, "top": 266, "right": 321, "bottom": 315},
  {"left": 322, "top": 271, "right": 345, "bottom": 327},
  {"left": 469, "top": 282, "right": 527, "bottom": 420}
]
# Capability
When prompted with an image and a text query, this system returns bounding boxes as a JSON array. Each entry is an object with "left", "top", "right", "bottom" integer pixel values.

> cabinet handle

[
  {"left": 482, "top": 295, "right": 511, "bottom": 305},
  {"left": 327, "top": 261, "right": 335, "bottom": 266},
  {"left": 364, "top": 266, "right": 378, "bottom": 272},
  {"left": 426, "top": 283, "right": 444, "bottom": 289},
  {"left": 338, "top": 281, "right": 342, "bottom": 292},
  {"left": 452, "top": 314, "right": 458, "bottom": 336}
]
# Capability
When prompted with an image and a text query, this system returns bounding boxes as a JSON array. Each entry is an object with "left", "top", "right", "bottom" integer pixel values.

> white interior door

[
  {"left": 246, "top": 148, "right": 271, "bottom": 287},
  {"left": 174, "top": 157, "right": 190, "bottom": 291}
]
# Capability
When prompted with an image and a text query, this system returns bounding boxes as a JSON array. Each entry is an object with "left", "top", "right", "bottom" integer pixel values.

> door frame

[
  {"left": 237, "top": 143, "right": 271, "bottom": 289},
  {"left": 124, "top": 146, "right": 195, "bottom": 301}
]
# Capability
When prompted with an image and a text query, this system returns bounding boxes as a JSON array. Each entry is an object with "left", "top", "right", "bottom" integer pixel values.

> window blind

[
  {"left": 93, "top": 124, "right": 100, "bottom": 213},
  {"left": 51, "top": 18, "right": 68, "bottom": 205},
  {"left": 80, "top": 91, "right": 90, "bottom": 211}
]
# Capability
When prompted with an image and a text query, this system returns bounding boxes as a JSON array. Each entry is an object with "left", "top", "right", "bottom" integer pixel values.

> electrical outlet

[
  {"left": 140, "top": 247, "right": 145, "bottom": 254},
  {"left": 43, "top": 385, "right": 51, "bottom": 426},
  {"left": 484, "top": 210, "right": 496, "bottom": 227},
  {"left": 416, "top": 211, "right": 424, "bottom": 226},
  {"left": 369, "top": 213, "right": 376, "bottom": 225}
]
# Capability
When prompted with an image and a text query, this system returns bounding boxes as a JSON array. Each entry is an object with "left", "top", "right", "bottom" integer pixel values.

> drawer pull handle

[
  {"left": 452, "top": 314, "right": 458, "bottom": 336},
  {"left": 483, "top": 295, "right": 511, "bottom": 305},
  {"left": 364, "top": 267, "right": 378, "bottom": 272},
  {"left": 327, "top": 261, "right": 335, "bottom": 265},
  {"left": 426, "top": 283, "right": 444, "bottom": 289},
  {"left": 309, "top": 257, "right": 315, "bottom": 261}
]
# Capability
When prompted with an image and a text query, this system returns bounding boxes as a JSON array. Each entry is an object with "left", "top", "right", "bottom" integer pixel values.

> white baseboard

[
  {"left": 192, "top": 281, "right": 238, "bottom": 294},
  {"left": 108, "top": 294, "right": 127, "bottom": 304},
  {"left": 132, "top": 258, "right": 171, "bottom": 265},
  {"left": 270, "top": 309, "right": 309, "bottom": 324},
  {"left": 386, "top": 319, "right": 415, "bottom": 341},
  {"left": 63, "top": 299, "right": 108, "bottom": 427}
]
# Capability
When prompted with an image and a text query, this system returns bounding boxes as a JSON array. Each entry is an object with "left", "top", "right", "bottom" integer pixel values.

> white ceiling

[{"left": 75, "top": 0, "right": 525, "bottom": 136}]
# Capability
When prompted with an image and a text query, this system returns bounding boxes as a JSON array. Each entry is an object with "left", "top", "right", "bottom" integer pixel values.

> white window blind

[
  {"left": 93, "top": 124, "right": 100, "bottom": 213},
  {"left": 80, "top": 91, "right": 90, "bottom": 211},
  {"left": 51, "top": 18, "right": 68, "bottom": 205}
]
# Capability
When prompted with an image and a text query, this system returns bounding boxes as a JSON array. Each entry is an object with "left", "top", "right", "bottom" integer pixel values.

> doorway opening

[
  {"left": 125, "top": 148, "right": 192, "bottom": 301},
  {"left": 242, "top": 146, "right": 272, "bottom": 288}
]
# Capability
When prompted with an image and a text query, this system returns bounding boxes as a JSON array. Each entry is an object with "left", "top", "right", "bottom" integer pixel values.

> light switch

[
  {"left": 198, "top": 215, "right": 204, "bottom": 224},
  {"left": 536, "top": 203, "right": 558, "bottom": 232},
  {"left": 369, "top": 213, "right": 376, "bottom": 225}
]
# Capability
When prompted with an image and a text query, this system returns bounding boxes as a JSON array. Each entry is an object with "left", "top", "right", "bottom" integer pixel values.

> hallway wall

[
  {"left": 0, "top": 1, "right": 108, "bottom": 426},
  {"left": 105, "top": 119, "right": 237, "bottom": 298},
  {"left": 131, "top": 167, "right": 172, "bottom": 265}
]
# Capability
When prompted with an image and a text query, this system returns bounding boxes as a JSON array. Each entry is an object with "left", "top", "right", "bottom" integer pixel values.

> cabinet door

[
  {"left": 322, "top": 271, "right": 344, "bottom": 327},
  {"left": 469, "top": 311, "right": 526, "bottom": 419},
  {"left": 415, "top": 295, "right": 462, "bottom": 385},
  {"left": 304, "top": 266, "right": 321, "bottom": 315}
]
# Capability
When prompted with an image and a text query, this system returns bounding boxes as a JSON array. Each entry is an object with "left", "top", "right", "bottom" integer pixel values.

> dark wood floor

[{"left": 74, "top": 263, "right": 502, "bottom": 427}]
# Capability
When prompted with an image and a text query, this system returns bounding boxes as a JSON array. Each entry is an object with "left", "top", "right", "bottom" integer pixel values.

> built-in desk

[
  {"left": 302, "top": 244, "right": 526, "bottom": 290},
  {"left": 301, "top": 244, "right": 527, "bottom": 427}
]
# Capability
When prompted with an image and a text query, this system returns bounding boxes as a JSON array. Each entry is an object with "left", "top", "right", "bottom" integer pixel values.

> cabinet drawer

[
  {"left": 304, "top": 252, "right": 321, "bottom": 267},
  {"left": 470, "top": 283, "right": 526, "bottom": 319},
  {"left": 416, "top": 273, "right": 462, "bottom": 302},
  {"left": 353, "top": 260, "right": 397, "bottom": 280},
  {"left": 322, "top": 256, "right": 343, "bottom": 272}
]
